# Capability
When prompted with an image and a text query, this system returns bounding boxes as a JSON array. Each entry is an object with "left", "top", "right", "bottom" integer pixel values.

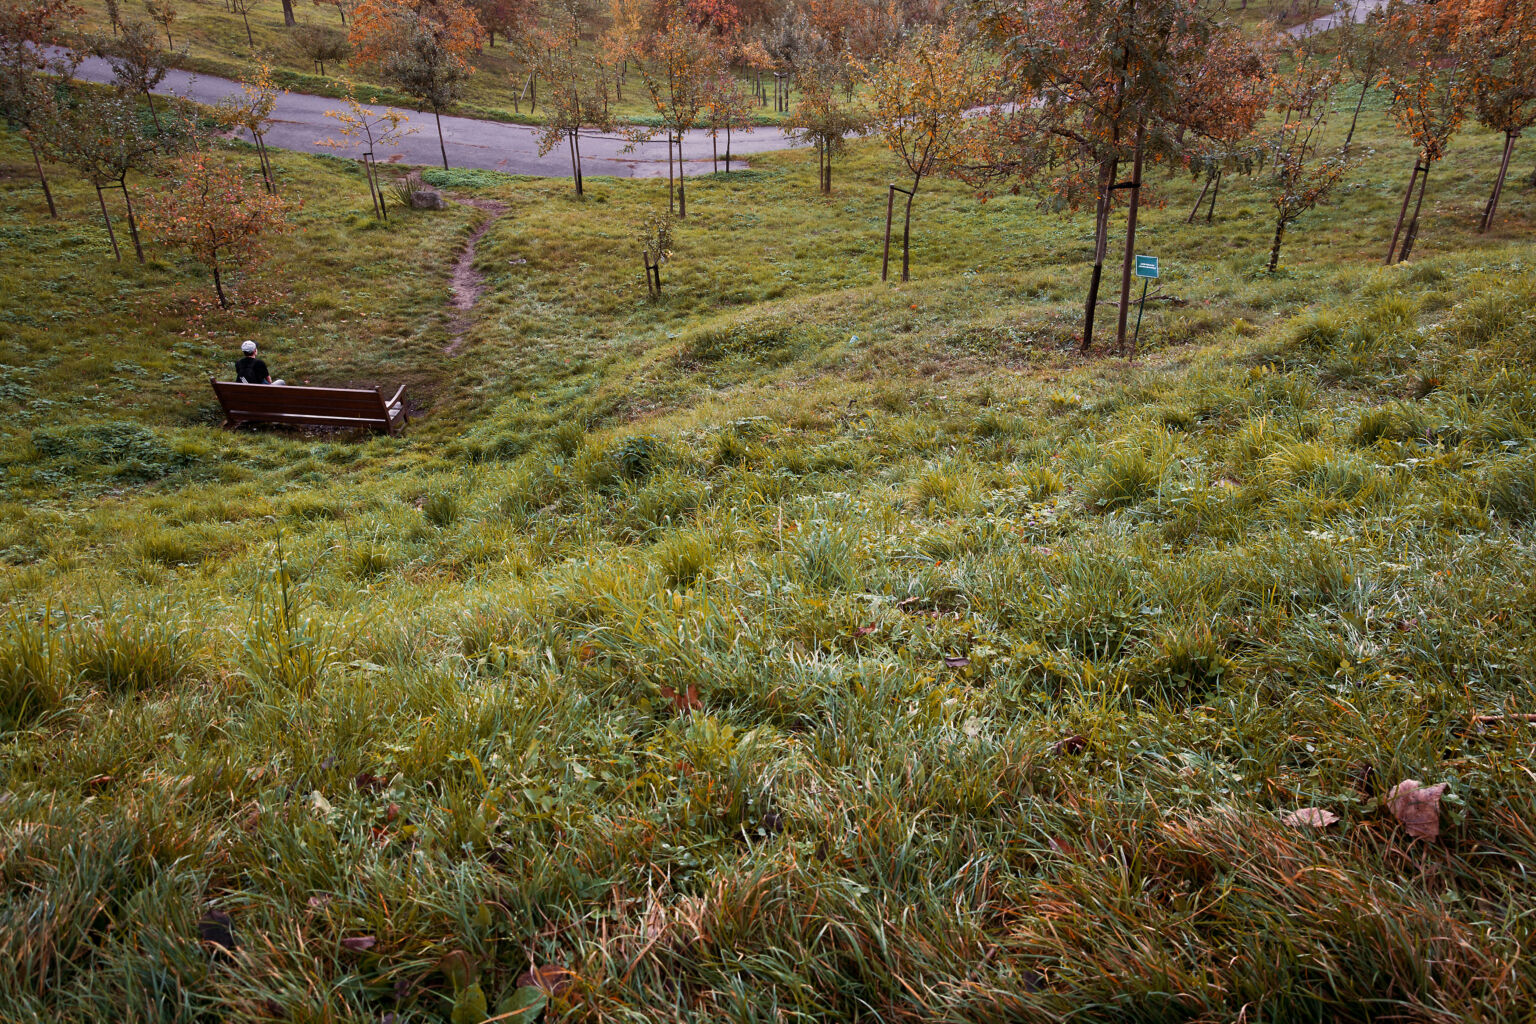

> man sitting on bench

[{"left": 234, "top": 340, "right": 285, "bottom": 385}]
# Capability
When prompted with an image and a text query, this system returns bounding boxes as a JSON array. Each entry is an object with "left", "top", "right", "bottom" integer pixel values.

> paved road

[
  {"left": 1288, "top": 0, "right": 1392, "bottom": 38},
  {"left": 68, "top": 1, "right": 1377, "bottom": 177},
  {"left": 71, "top": 55, "right": 790, "bottom": 177}
]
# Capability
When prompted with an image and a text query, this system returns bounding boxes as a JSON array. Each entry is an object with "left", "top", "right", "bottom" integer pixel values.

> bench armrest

[{"left": 385, "top": 385, "right": 406, "bottom": 408}]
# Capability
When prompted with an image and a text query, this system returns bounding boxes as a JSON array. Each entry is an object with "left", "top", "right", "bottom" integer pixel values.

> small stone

[{"left": 411, "top": 189, "right": 447, "bottom": 210}]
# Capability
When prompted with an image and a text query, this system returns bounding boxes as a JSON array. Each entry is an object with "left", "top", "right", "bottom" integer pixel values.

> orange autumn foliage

[{"left": 348, "top": 0, "right": 482, "bottom": 71}]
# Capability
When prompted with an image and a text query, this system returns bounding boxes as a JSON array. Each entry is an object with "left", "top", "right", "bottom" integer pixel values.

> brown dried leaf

[
  {"left": 660, "top": 684, "right": 701, "bottom": 714},
  {"left": 942, "top": 655, "right": 970, "bottom": 669},
  {"left": 1386, "top": 779, "right": 1447, "bottom": 841},
  {"left": 354, "top": 770, "right": 387, "bottom": 794},
  {"left": 340, "top": 935, "right": 377, "bottom": 952},
  {"left": 1283, "top": 807, "right": 1339, "bottom": 828},
  {"left": 1053, "top": 734, "right": 1087, "bottom": 756}
]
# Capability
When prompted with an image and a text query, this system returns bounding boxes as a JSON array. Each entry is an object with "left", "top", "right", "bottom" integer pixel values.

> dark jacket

[{"left": 234, "top": 356, "right": 270, "bottom": 384}]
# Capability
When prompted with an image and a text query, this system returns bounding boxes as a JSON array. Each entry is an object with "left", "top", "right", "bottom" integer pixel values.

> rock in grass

[{"left": 411, "top": 189, "right": 447, "bottom": 210}]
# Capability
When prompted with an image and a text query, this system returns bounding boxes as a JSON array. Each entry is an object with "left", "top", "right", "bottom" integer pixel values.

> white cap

[{"left": 241, "top": 340, "right": 257, "bottom": 354}]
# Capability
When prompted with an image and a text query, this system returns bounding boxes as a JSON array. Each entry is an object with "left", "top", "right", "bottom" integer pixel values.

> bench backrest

[{"left": 211, "top": 380, "right": 392, "bottom": 426}]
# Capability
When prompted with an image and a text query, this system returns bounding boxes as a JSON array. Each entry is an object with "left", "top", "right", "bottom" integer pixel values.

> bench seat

[{"left": 210, "top": 379, "right": 409, "bottom": 434}]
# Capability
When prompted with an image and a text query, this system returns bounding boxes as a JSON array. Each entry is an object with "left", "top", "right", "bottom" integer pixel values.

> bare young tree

[{"left": 103, "top": 20, "right": 170, "bottom": 130}]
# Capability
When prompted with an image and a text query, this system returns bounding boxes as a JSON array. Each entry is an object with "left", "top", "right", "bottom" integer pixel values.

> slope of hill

[{"left": 3, "top": 96, "right": 1536, "bottom": 1020}]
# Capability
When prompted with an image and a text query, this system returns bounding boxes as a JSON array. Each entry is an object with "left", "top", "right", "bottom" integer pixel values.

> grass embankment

[
  {"left": 3, "top": 95, "right": 1536, "bottom": 1021},
  {"left": 71, "top": 0, "right": 795, "bottom": 127}
]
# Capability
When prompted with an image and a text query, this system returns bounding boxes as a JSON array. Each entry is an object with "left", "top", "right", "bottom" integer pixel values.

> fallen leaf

[
  {"left": 1046, "top": 836, "right": 1078, "bottom": 857},
  {"left": 440, "top": 949, "right": 476, "bottom": 991},
  {"left": 498, "top": 985, "right": 549, "bottom": 1021},
  {"left": 310, "top": 791, "right": 333, "bottom": 817},
  {"left": 1053, "top": 734, "right": 1087, "bottom": 756},
  {"left": 943, "top": 655, "right": 970, "bottom": 669},
  {"left": 855, "top": 624, "right": 878, "bottom": 636},
  {"left": 340, "top": 935, "right": 376, "bottom": 952},
  {"left": 450, "top": 982, "right": 488, "bottom": 1024},
  {"left": 354, "top": 771, "right": 386, "bottom": 793},
  {"left": 1386, "top": 779, "right": 1447, "bottom": 841},
  {"left": 1283, "top": 807, "right": 1339, "bottom": 828},
  {"left": 660, "top": 684, "right": 701, "bottom": 714}
]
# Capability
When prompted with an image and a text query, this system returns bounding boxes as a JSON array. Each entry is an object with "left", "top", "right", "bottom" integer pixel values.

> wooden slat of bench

[
  {"left": 211, "top": 380, "right": 404, "bottom": 433},
  {"left": 222, "top": 396, "right": 388, "bottom": 415},
  {"left": 227, "top": 410, "right": 391, "bottom": 427}
]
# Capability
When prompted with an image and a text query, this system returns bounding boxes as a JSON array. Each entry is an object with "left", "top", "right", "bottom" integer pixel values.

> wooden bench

[{"left": 210, "top": 379, "right": 409, "bottom": 434}]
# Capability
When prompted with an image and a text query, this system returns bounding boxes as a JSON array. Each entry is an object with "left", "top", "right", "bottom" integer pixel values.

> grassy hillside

[{"left": 3, "top": 91, "right": 1536, "bottom": 1021}]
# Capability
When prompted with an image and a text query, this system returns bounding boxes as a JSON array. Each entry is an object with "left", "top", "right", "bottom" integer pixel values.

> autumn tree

[
  {"left": 1183, "top": 35, "right": 1273, "bottom": 223},
  {"left": 1464, "top": 0, "right": 1536, "bottom": 232},
  {"left": 320, "top": 85, "right": 415, "bottom": 217},
  {"left": 0, "top": 0, "right": 84, "bottom": 218},
  {"left": 1333, "top": 4, "right": 1389, "bottom": 154},
  {"left": 864, "top": 23, "right": 989, "bottom": 282},
  {"left": 531, "top": 8, "right": 615, "bottom": 195},
  {"left": 142, "top": 150, "right": 291, "bottom": 306},
  {"left": 630, "top": 2, "right": 724, "bottom": 217},
  {"left": 785, "top": 52, "right": 865, "bottom": 191},
  {"left": 471, "top": 0, "right": 535, "bottom": 46},
  {"left": 143, "top": 0, "right": 177, "bottom": 49},
  {"left": 48, "top": 86, "right": 163, "bottom": 261},
  {"left": 966, "top": 0, "right": 1268, "bottom": 352},
  {"left": 313, "top": 0, "right": 354, "bottom": 24},
  {"left": 1375, "top": 0, "right": 1471, "bottom": 265},
  {"left": 215, "top": 59, "right": 281, "bottom": 192},
  {"left": 349, "top": 0, "right": 481, "bottom": 168},
  {"left": 294, "top": 20, "right": 351, "bottom": 73},
  {"left": 103, "top": 19, "right": 169, "bottom": 129},
  {"left": 702, "top": 60, "right": 752, "bottom": 172},
  {"left": 1263, "top": 59, "right": 1359, "bottom": 272},
  {"left": 229, "top": 0, "right": 263, "bottom": 45}
]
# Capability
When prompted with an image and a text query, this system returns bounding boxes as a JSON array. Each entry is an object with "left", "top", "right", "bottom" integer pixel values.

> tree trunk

[
  {"left": 1343, "top": 77, "right": 1370, "bottom": 154},
  {"left": 145, "top": 90, "right": 162, "bottom": 132},
  {"left": 1116, "top": 122, "right": 1146, "bottom": 354},
  {"left": 899, "top": 175, "right": 918, "bottom": 282},
  {"left": 281, "top": 0, "right": 295, "bottom": 26},
  {"left": 434, "top": 108, "right": 448, "bottom": 170},
  {"left": 1385, "top": 160, "right": 1421, "bottom": 265},
  {"left": 362, "top": 153, "right": 380, "bottom": 218},
  {"left": 667, "top": 131, "right": 675, "bottom": 215},
  {"left": 254, "top": 132, "right": 274, "bottom": 193},
  {"left": 1206, "top": 169, "right": 1221, "bottom": 222},
  {"left": 824, "top": 147, "right": 832, "bottom": 192},
  {"left": 569, "top": 131, "right": 583, "bottom": 196},
  {"left": 120, "top": 183, "right": 144, "bottom": 263},
  {"left": 676, "top": 135, "right": 685, "bottom": 218},
  {"left": 1268, "top": 218, "right": 1286, "bottom": 273},
  {"left": 95, "top": 185, "right": 121, "bottom": 261},
  {"left": 212, "top": 263, "right": 228, "bottom": 307},
  {"left": 712, "top": 132, "right": 718, "bottom": 174},
  {"left": 1082, "top": 158, "right": 1117, "bottom": 355},
  {"left": 1481, "top": 132, "right": 1516, "bottom": 233},
  {"left": 241, "top": 11, "right": 253, "bottom": 46},
  {"left": 725, "top": 127, "right": 731, "bottom": 173},
  {"left": 28, "top": 138, "right": 57, "bottom": 218},
  {"left": 1398, "top": 159, "right": 1432, "bottom": 263}
]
